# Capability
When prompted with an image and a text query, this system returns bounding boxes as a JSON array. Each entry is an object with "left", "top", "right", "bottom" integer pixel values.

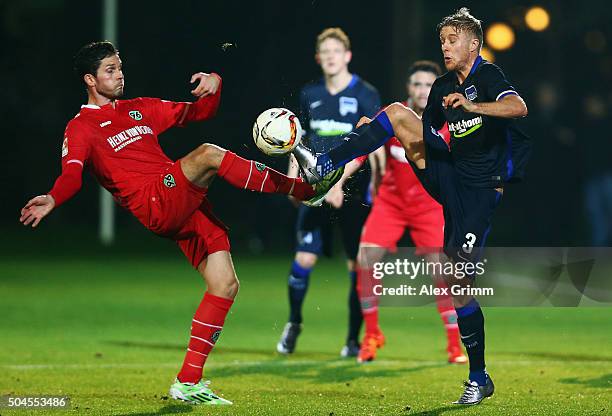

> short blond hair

[{"left": 316, "top": 27, "right": 351, "bottom": 52}]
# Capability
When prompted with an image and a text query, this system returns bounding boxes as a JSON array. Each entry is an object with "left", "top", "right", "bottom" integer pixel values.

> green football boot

[
  {"left": 302, "top": 165, "right": 345, "bottom": 207},
  {"left": 169, "top": 379, "right": 232, "bottom": 405}
]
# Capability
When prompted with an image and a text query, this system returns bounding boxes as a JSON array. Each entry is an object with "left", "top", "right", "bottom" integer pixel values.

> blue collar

[{"left": 469, "top": 55, "right": 483, "bottom": 75}]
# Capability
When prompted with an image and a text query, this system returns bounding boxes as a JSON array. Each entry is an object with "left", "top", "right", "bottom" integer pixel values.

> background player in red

[
  {"left": 19, "top": 41, "right": 340, "bottom": 405},
  {"left": 353, "top": 61, "right": 466, "bottom": 364}
]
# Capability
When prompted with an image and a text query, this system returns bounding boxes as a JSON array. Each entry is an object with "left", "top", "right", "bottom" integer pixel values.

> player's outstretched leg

[
  {"left": 181, "top": 143, "right": 343, "bottom": 206},
  {"left": 171, "top": 251, "right": 237, "bottom": 405},
  {"left": 293, "top": 103, "right": 424, "bottom": 183}
]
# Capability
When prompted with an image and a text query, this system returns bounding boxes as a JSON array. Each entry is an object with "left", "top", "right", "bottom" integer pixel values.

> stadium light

[
  {"left": 480, "top": 46, "right": 495, "bottom": 63},
  {"left": 486, "top": 23, "right": 515, "bottom": 51},
  {"left": 525, "top": 6, "right": 550, "bottom": 32}
]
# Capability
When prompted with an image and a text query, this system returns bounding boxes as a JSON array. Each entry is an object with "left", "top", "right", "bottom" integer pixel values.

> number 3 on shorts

[{"left": 462, "top": 232, "right": 477, "bottom": 254}]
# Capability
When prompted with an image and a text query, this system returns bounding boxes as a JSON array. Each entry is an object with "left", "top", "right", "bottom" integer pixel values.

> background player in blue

[
  {"left": 277, "top": 28, "right": 381, "bottom": 357},
  {"left": 293, "top": 9, "right": 529, "bottom": 404}
]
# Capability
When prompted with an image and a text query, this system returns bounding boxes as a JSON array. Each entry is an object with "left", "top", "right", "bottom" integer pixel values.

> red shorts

[
  {"left": 360, "top": 198, "right": 444, "bottom": 251},
  {"left": 138, "top": 160, "right": 230, "bottom": 268}
]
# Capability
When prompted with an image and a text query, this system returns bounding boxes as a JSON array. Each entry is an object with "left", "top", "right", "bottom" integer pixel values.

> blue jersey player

[
  {"left": 278, "top": 28, "right": 381, "bottom": 357},
  {"left": 293, "top": 9, "right": 529, "bottom": 404}
]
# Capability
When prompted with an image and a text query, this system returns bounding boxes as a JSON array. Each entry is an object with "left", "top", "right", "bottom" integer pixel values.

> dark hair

[
  {"left": 406, "top": 60, "right": 442, "bottom": 82},
  {"left": 437, "top": 7, "right": 483, "bottom": 50},
  {"left": 73, "top": 41, "right": 118, "bottom": 83}
]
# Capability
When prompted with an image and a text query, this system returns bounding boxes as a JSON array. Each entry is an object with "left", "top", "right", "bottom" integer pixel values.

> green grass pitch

[{"left": 1, "top": 249, "right": 611, "bottom": 415}]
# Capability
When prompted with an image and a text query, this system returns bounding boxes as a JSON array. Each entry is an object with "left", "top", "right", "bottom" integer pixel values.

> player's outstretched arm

[
  {"left": 20, "top": 195, "right": 56, "bottom": 228},
  {"left": 20, "top": 163, "right": 84, "bottom": 228}
]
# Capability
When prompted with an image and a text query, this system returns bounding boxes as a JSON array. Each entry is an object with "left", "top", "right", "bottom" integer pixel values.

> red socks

[
  {"left": 177, "top": 292, "right": 234, "bottom": 384},
  {"left": 218, "top": 151, "right": 314, "bottom": 200},
  {"left": 357, "top": 267, "right": 381, "bottom": 335},
  {"left": 435, "top": 280, "right": 461, "bottom": 350}
]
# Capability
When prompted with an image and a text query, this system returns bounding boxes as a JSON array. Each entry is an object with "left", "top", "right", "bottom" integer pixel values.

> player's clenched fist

[
  {"left": 20, "top": 195, "right": 55, "bottom": 228},
  {"left": 190, "top": 72, "right": 221, "bottom": 98}
]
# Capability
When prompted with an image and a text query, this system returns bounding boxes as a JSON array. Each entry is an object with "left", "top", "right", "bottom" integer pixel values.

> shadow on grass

[
  {"left": 104, "top": 339, "right": 447, "bottom": 383},
  {"left": 115, "top": 404, "right": 193, "bottom": 416},
  {"left": 104, "top": 340, "right": 340, "bottom": 359},
  {"left": 407, "top": 404, "right": 475, "bottom": 415},
  {"left": 214, "top": 357, "right": 446, "bottom": 384},
  {"left": 501, "top": 350, "right": 612, "bottom": 362},
  {"left": 559, "top": 373, "right": 612, "bottom": 388}
]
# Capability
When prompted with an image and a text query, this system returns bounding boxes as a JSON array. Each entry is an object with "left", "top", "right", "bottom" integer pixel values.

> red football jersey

[
  {"left": 365, "top": 102, "right": 450, "bottom": 214},
  {"left": 53, "top": 85, "right": 221, "bottom": 213}
]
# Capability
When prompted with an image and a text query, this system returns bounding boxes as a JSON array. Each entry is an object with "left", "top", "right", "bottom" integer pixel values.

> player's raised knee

[{"left": 195, "top": 143, "right": 225, "bottom": 167}]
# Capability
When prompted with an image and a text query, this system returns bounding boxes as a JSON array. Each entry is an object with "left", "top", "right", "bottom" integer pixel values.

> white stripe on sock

[
  {"left": 187, "top": 348, "right": 208, "bottom": 357},
  {"left": 187, "top": 363, "right": 203, "bottom": 369},
  {"left": 191, "top": 335, "right": 214, "bottom": 347},
  {"left": 192, "top": 319, "right": 223, "bottom": 329}
]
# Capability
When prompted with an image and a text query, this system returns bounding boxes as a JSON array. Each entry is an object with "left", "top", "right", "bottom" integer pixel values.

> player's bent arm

[
  {"left": 182, "top": 73, "right": 223, "bottom": 123},
  {"left": 445, "top": 92, "right": 528, "bottom": 119},
  {"left": 472, "top": 94, "right": 528, "bottom": 118},
  {"left": 156, "top": 73, "right": 223, "bottom": 131}
]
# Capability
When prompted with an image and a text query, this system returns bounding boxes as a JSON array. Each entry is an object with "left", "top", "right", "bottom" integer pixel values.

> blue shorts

[
  {"left": 410, "top": 125, "right": 502, "bottom": 262},
  {"left": 295, "top": 201, "right": 369, "bottom": 260}
]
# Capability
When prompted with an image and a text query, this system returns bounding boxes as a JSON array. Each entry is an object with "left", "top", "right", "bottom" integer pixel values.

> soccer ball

[{"left": 252, "top": 108, "right": 303, "bottom": 156}]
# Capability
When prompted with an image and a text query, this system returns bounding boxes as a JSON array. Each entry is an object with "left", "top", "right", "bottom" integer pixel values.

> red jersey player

[
  {"left": 19, "top": 41, "right": 342, "bottom": 405},
  {"left": 353, "top": 61, "right": 466, "bottom": 364}
]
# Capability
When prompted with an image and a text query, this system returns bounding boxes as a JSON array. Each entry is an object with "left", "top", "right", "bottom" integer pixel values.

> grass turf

[{"left": 1, "top": 253, "right": 611, "bottom": 415}]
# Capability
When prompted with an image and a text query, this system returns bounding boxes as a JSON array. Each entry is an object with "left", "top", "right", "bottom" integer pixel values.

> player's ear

[
  {"left": 344, "top": 50, "right": 352, "bottom": 64},
  {"left": 83, "top": 73, "right": 96, "bottom": 88},
  {"left": 470, "top": 38, "right": 480, "bottom": 54},
  {"left": 314, "top": 53, "right": 321, "bottom": 65}
]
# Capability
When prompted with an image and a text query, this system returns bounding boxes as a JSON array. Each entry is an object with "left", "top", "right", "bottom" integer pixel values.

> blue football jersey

[{"left": 299, "top": 75, "right": 381, "bottom": 154}]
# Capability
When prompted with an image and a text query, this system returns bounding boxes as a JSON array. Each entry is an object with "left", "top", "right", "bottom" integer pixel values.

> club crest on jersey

[
  {"left": 339, "top": 96, "right": 358, "bottom": 116},
  {"left": 211, "top": 330, "right": 222, "bottom": 343},
  {"left": 163, "top": 174, "right": 176, "bottom": 188},
  {"left": 129, "top": 110, "right": 143, "bottom": 121},
  {"left": 464, "top": 85, "right": 478, "bottom": 101},
  {"left": 255, "top": 162, "right": 266, "bottom": 172}
]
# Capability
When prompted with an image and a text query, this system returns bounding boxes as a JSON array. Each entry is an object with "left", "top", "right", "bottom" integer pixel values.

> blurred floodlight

[
  {"left": 486, "top": 23, "right": 515, "bottom": 51},
  {"left": 480, "top": 46, "right": 495, "bottom": 62},
  {"left": 525, "top": 6, "right": 550, "bottom": 31}
]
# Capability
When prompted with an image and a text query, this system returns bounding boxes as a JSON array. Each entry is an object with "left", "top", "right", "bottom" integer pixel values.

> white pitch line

[{"left": 1, "top": 358, "right": 610, "bottom": 371}]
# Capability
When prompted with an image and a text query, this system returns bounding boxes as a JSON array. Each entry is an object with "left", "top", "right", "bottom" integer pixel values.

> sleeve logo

[
  {"left": 61, "top": 137, "right": 68, "bottom": 157},
  {"left": 128, "top": 110, "right": 143, "bottom": 121}
]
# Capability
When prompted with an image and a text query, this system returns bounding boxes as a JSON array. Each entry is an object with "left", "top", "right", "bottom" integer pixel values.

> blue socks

[
  {"left": 288, "top": 261, "right": 312, "bottom": 324},
  {"left": 318, "top": 112, "right": 395, "bottom": 176},
  {"left": 456, "top": 298, "right": 487, "bottom": 386}
]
